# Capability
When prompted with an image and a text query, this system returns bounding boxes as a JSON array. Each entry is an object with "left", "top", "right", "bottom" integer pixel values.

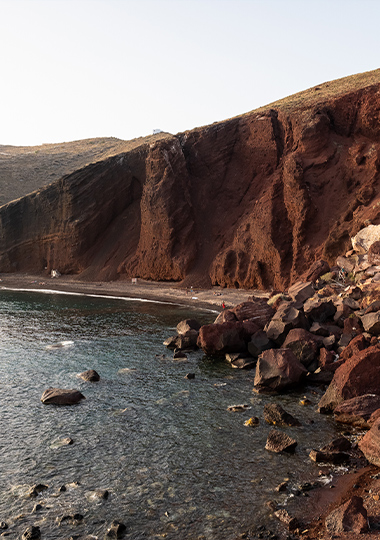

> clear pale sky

[{"left": 1, "top": 0, "right": 379, "bottom": 147}]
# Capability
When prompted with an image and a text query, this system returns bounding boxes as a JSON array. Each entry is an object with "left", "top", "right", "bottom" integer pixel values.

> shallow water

[{"left": 0, "top": 290, "right": 340, "bottom": 539}]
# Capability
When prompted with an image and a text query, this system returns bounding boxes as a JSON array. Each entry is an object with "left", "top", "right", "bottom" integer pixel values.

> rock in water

[
  {"left": 79, "top": 369, "right": 100, "bottom": 381},
  {"left": 265, "top": 429, "right": 297, "bottom": 453},
  {"left": 41, "top": 388, "right": 85, "bottom": 405}
]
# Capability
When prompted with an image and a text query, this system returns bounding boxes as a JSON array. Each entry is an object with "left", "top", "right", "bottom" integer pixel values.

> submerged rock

[
  {"left": 79, "top": 369, "right": 100, "bottom": 381},
  {"left": 263, "top": 403, "right": 301, "bottom": 426},
  {"left": 265, "top": 429, "right": 297, "bottom": 453},
  {"left": 41, "top": 388, "right": 85, "bottom": 405}
]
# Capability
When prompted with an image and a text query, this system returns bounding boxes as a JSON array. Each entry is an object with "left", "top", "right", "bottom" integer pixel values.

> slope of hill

[{"left": 0, "top": 69, "right": 380, "bottom": 289}]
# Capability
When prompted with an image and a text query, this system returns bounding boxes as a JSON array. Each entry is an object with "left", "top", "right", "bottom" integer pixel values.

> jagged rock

[
  {"left": 58, "top": 513, "right": 84, "bottom": 525},
  {"left": 318, "top": 345, "right": 380, "bottom": 413},
  {"left": 79, "top": 369, "right": 100, "bottom": 382},
  {"left": 358, "top": 417, "right": 380, "bottom": 465},
  {"left": 197, "top": 320, "right": 260, "bottom": 355},
  {"left": 325, "top": 496, "right": 368, "bottom": 534},
  {"left": 265, "top": 302, "right": 308, "bottom": 345},
  {"left": 254, "top": 348, "right": 307, "bottom": 392},
  {"left": 321, "top": 436, "right": 352, "bottom": 453},
  {"left": 288, "top": 281, "right": 314, "bottom": 304},
  {"left": 244, "top": 416, "right": 259, "bottom": 427},
  {"left": 263, "top": 403, "right": 301, "bottom": 426},
  {"left": 214, "top": 309, "right": 237, "bottom": 324},
  {"left": 28, "top": 484, "right": 48, "bottom": 498},
  {"left": 309, "top": 449, "right": 350, "bottom": 464},
  {"left": 342, "top": 315, "right": 363, "bottom": 338},
  {"left": 265, "top": 429, "right": 297, "bottom": 453},
  {"left": 352, "top": 224, "right": 380, "bottom": 254},
  {"left": 164, "top": 330, "right": 199, "bottom": 350},
  {"left": 319, "top": 347, "right": 336, "bottom": 369},
  {"left": 334, "top": 394, "right": 380, "bottom": 428},
  {"left": 364, "top": 300, "right": 380, "bottom": 314},
  {"left": 304, "top": 259, "right": 330, "bottom": 282},
  {"left": 176, "top": 319, "right": 201, "bottom": 335},
  {"left": 173, "top": 350, "right": 187, "bottom": 360},
  {"left": 226, "top": 353, "right": 256, "bottom": 369},
  {"left": 361, "top": 310, "right": 380, "bottom": 334},
  {"left": 247, "top": 330, "right": 274, "bottom": 357},
  {"left": 21, "top": 526, "right": 41, "bottom": 540},
  {"left": 339, "top": 333, "right": 370, "bottom": 362},
  {"left": 41, "top": 388, "right": 85, "bottom": 405},
  {"left": 303, "top": 297, "right": 337, "bottom": 323},
  {"left": 282, "top": 328, "right": 321, "bottom": 368},
  {"left": 274, "top": 509, "right": 299, "bottom": 530}
]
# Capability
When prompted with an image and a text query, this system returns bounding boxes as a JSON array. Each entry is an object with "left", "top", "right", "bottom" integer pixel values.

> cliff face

[{"left": 1, "top": 70, "right": 380, "bottom": 289}]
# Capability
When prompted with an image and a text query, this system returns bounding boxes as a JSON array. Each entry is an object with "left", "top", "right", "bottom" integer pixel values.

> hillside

[{"left": 0, "top": 68, "right": 380, "bottom": 289}]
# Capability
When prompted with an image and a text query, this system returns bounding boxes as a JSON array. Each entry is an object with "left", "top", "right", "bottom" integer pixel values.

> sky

[{"left": 1, "top": 0, "right": 379, "bottom": 147}]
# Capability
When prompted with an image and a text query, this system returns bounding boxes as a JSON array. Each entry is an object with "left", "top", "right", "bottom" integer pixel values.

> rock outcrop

[{"left": 2, "top": 69, "right": 380, "bottom": 288}]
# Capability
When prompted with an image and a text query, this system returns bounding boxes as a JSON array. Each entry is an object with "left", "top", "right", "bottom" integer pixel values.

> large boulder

[
  {"left": 368, "top": 239, "right": 380, "bottom": 265},
  {"left": 164, "top": 330, "right": 199, "bottom": 350},
  {"left": 176, "top": 319, "right": 202, "bottom": 334},
  {"left": 287, "top": 281, "right": 314, "bottom": 304},
  {"left": 265, "top": 429, "right": 297, "bottom": 453},
  {"left": 325, "top": 496, "right": 368, "bottom": 534},
  {"left": 304, "top": 259, "right": 330, "bottom": 282},
  {"left": 303, "top": 297, "right": 337, "bottom": 323},
  {"left": 78, "top": 369, "right": 100, "bottom": 382},
  {"left": 214, "top": 309, "right": 237, "bottom": 324},
  {"left": 282, "top": 328, "right": 321, "bottom": 369},
  {"left": 318, "top": 345, "right": 380, "bottom": 413},
  {"left": 351, "top": 224, "right": 380, "bottom": 254},
  {"left": 247, "top": 330, "right": 274, "bottom": 357},
  {"left": 263, "top": 403, "right": 301, "bottom": 426},
  {"left": 232, "top": 298, "right": 274, "bottom": 328},
  {"left": 41, "top": 388, "right": 85, "bottom": 405},
  {"left": 197, "top": 320, "right": 260, "bottom": 355},
  {"left": 254, "top": 348, "right": 307, "bottom": 392},
  {"left": 339, "top": 333, "right": 370, "bottom": 363},
  {"left": 265, "top": 302, "right": 308, "bottom": 345},
  {"left": 358, "top": 417, "right": 380, "bottom": 466},
  {"left": 334, "top": 394, "right": 380, "bottom": 428},
  {"left": 361, "top": 310, "right": 380, "bottom": 334}
]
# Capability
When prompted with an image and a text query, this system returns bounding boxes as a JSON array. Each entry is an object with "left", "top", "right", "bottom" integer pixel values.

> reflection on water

[{"left": 0, "top": 290, "right": 340, "bottom": 539}]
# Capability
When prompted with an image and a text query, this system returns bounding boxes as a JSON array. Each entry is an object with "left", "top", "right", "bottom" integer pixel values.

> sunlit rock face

[{"left": 1, "top": 71, "right": 380, "bottom": 289}]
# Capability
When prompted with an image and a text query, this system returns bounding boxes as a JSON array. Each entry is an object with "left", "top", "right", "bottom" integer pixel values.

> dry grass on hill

[{"left": 0, "top": 132, "right": 172, "bottom": 207}]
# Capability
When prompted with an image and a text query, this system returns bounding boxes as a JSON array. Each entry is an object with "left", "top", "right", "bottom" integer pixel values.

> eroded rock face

[
  {"left": 2, "top": 72, "right": 380, "bottom": 288},
  {"left": 325, "top": 496, "right": 368, "bottom": 534},
  {"left": 358, "top": 417, "right": 380, "bottom": 465}
]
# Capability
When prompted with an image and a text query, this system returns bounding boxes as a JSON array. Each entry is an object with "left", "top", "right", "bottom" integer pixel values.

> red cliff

[{"left": 1, "top": 69, "right": 380, "bottom": 289}]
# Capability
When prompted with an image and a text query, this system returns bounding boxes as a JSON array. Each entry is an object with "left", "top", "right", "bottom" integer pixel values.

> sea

[{"left": 0, "top": 288, "right": 342, "bottom": 539}]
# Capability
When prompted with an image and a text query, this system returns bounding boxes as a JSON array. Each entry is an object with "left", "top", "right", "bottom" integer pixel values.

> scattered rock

[
  {"left": 303, "top": 297, "right": 337, "bottom": 323},
  {"left": 309, "top": 449, "right": 350, "bottom": 464},
  {"left": 105, "top": 520, "right": 127, "bottom": 538},
  {"left": 58, "top": 513, "right": 84, "bottom": 525},
  {"left": 263, "top": 403, "right": 301, "bottom": 426},
  {"left": 184, "top": 373, "right": 195, "bottom": 379},
  {"left": 247, "top": 330, "right": 274, "bottom": 357},
  {"left": 21, "top": 526, "right": 41, "bottom": 540},
  {"left": 282, "top": 328, "right": 321, "bottom": 369},
  {"left": 244, "top": 417, "right": 259, "bottom": 427},
  {"left": 41, "top": 388, "right": 85, "bottom": 405},
  {"left": 361, "top": 310, "right": 380, "bottom": 334},
  {"left": 274, "top": 508, "right": 299, "bottom": 530},
  {"left": 28, "top": 484, "right": 48, "bottom": 498},
  {"left": 227, "top": 404, "right": 250, "bottom": 412},
  {"left": 79, "top": 369, "right": 100, "bottom": 382},
  {"left": 265, "top": 429, "right": 297, "bottom": 453},
  {"left": 288, "top": 281, "right": 315, "bottom": 304}
]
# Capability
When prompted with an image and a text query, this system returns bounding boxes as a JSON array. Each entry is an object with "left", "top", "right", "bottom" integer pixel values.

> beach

[{"left": 0, "top": 273, "right": 266, "bottom": 312}]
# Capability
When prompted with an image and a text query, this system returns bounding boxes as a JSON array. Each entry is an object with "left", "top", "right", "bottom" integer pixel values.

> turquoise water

[{"left": 0, "top": 290, "right": 340, "bottom": 539}]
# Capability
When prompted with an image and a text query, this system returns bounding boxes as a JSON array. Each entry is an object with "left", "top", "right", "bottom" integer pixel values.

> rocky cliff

[{"left": 1, "top": 69, "right": 380, "bottom": 289}]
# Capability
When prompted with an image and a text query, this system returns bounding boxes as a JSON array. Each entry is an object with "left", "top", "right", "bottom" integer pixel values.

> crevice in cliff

[{"left": 269, "top": 109, "right": 285, "bottom": 166}]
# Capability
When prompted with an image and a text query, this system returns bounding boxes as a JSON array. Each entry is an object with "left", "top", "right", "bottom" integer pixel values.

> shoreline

[
  {"left": 0, "top": 273, "right": 267, "bottom": 313},
  {"left": 2, "top": 273, "right": 379, "bottom": 537}
]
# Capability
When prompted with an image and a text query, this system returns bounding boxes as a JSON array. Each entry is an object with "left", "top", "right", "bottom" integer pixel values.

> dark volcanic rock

[
  {"left": 176, "top": 319, "right": 201, "bottom": 334},
  {"left": 358, "top": 417, "right": 380, "bottom": 466},
  {"left": 2, "top": 72, "right": 380, "bottom": 288},
  {"left": 247, "top": 330, "right": 274, "bottom": 357},
  {"left": 282, "top": 328, "right": 321, "bottom": 368},
  {"left": 41, "top": 388, "right": 85, "bottom": 405},
  {"left": 21, "top": 526, "right": 41, "bottom": 540}
]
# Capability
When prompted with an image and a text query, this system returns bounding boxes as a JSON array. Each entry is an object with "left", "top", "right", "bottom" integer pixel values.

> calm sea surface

[{"left": 0, "top": 290, "right": 341, "bottom": 539}]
